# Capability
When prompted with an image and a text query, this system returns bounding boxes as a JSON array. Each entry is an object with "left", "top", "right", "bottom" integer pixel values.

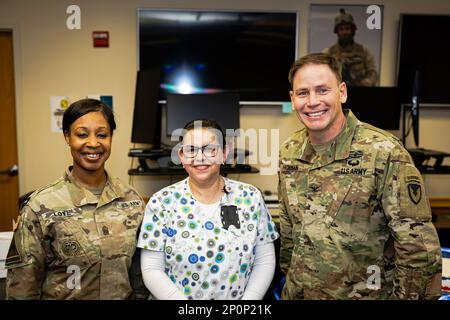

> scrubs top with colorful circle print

[{"left": 137, "top": 177, "right": 279, "bottom": 300}]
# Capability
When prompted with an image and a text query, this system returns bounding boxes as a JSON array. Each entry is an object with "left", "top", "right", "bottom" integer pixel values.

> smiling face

[
  {"left": 64, "top": 111, "right": 112, "bottom": 175},
  {"left": 290, "top": 63, "right": 347, "bottom": 144},
  {"left": 179, "top": 128, "right": 228, "bottom": 186}
]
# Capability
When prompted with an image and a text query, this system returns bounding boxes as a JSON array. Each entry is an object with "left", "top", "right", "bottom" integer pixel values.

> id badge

[{"left": 220, "top": 205, "right": 240, "bottom": 230}]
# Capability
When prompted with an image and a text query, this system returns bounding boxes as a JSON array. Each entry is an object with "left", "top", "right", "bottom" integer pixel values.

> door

[{"left": 0, "top": 31, "right": 19, "bottom": 232}]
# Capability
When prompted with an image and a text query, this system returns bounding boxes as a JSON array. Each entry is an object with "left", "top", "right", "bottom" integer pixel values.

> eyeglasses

[{"left": 180, "top": 144, "right": 221, "bottom": 158}]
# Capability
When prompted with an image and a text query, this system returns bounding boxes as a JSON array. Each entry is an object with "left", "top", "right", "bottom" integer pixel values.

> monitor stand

[{"left": 407, "top": 148, "right": 450, "bottom": 173}]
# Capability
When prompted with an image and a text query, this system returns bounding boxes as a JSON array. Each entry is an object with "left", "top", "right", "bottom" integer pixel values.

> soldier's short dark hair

[
  {"left": 180, "top": 119, "right": 226, "bottom": 148},
  {"left": 288, "top": 53, "right": 343, "bottom": 88},
  {"left": 62, "top": 98, "right": 116, "bottom": 135}
]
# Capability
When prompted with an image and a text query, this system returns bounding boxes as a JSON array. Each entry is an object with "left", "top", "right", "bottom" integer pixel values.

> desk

[
  {"left": 0, "top": 232, "right": 13, "bottom": 299},
  {"left": 430, "top": 197, "right": 450, "bottom": 229}
]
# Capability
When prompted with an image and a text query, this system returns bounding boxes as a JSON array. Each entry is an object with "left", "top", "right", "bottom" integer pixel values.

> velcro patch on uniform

[
  {"left": 339, "top": 167, "right": 369, "bottom": 175},
  {"left": 281, "top": 165, "right": 298, "bottom": 174},
  {"left": 406, "top": 175, "right": 421, "bottom": 183},
  {"left": 347, "top": 158, "right": 360, "bottom": 166},
  {"left": 346, "top": 150, "right": 364, "bottom": 166},
  {"left": 398, "top": 163, "right": 430, "bottom": 219},
  {"left": 61, "top": 239, "right": 83, "bottom": 256},
  {"left": 406, "top": 175, "right": 422, "bottom": 205},
  {"left": 5, "top": 237, "right": 24, "bottom": 266},
  {"left": 349, "top": 150, "right": 364, "bottom": 159},
  {"left": 285, "top": 178, "right": 299, "bottom": 206},
  {"left": 116, "top": 200, "right": 143, "bottom": 209},
  {"left": 43, "top": 207, "right": 82, "bottom": 219}
]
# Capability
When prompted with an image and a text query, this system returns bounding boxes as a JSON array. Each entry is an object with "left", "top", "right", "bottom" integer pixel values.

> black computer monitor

[
  {"left": 343, "top": 86, "right": 401, "bottom": 130},
  {"left": 166, "top": 93, "right": 240, "bottom": 137},
  {"left": 397, "top": 14, "right": 450, "bottom": 105},
  {"left": 131, "top": 68, "right": 162, "bottom": 147},
  {"left": 411, "top": 70, "right": 420, "bottom": 147}
]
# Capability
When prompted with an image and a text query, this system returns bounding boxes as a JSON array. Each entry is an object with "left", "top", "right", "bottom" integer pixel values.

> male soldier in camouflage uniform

[
  {"left": 5, "top": 169, "right": 146, "bottom": 299},
  {"left": 323, "top": 9, "right": 378, "bottom": 86},
  {"left": 279, "top": 53, "right": 442, "bottom": 299}
]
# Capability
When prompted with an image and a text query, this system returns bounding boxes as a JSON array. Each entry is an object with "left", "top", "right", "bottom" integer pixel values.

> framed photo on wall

[{"left": 309, "top": 4, "right": 383, "bottom": 87}]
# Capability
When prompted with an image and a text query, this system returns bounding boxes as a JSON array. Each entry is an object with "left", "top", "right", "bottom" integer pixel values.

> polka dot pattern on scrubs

[{"left": 137, "top": 177, "right": 279, "bottom": 300}]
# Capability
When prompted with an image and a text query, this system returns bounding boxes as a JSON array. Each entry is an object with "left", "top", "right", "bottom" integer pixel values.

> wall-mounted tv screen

[
  {"left": 397, "top": 14, "right": 450, "bottom": 105},
  {"left": 138, "top": 9, "right": 298, "bottom": 103}
]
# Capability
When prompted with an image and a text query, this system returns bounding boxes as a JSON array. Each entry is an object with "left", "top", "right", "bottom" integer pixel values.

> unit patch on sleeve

[{"left": 406, "top": 175, "right": 422, "bottom": 205}]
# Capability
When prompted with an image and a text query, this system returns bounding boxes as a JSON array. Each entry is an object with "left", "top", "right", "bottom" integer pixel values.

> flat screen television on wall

[
  {"left": 397, "top": 14, "right": 450, "bottom": 105},
  {"left": 138, "top": 9, "right": 298, "bottom": 103}
]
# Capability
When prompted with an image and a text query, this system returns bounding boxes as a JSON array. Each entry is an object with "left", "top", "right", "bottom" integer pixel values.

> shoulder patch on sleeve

[
  {"left": 406, "top": 175, "right": 422, "bottom": 205},
  {"left": 399, "top": 163, "right": 431, "bottom": 219},
  {"left": 4, "top": 207, "right": 39, "bottom": 269},
  {"left": 5, "top": 229, "right": 32, "bottom": 269}
]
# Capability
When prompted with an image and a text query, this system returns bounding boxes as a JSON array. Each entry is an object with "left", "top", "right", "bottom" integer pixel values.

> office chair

[{"left": 18, "top": 190, "right": 34, "bottom": 210}]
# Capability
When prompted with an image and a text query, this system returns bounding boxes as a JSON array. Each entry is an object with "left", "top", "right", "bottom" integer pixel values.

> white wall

[{"left": 1, "top": 0, "right": 449, "bottom": 199}]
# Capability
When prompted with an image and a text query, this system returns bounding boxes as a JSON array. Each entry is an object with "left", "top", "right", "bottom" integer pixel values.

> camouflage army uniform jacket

[
  {"left": 5, "top": 169, "right": 146, "bottom": 299},
  {"left": 324, "top": 42, "right": 378, "bottom": 86},
  {"left": 279, "top": 110, "right": 442, "bottom": 299}
]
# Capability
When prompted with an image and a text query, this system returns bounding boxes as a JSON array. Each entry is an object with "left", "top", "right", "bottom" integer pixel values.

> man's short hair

[{"left": 288, "top": 53, "right": 343, "bottom": 88}]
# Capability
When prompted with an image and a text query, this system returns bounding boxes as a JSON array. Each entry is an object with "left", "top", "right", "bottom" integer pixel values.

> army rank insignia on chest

[{"left": 281, "top": 164, "right": 298, "bottom": 174}]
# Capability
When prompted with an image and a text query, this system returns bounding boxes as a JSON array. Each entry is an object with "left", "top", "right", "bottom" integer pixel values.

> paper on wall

[{"left": 50, "top": 96, "right": 70, "bottom": 132}]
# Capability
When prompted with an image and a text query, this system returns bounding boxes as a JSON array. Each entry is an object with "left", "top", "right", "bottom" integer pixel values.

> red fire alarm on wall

[{"left": 93, "top": 31, "right": 109, "bottom": 48}]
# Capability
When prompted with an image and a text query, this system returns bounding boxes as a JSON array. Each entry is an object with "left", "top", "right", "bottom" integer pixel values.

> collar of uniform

[
  {"left": 335, "top": 109, "right": 358, "bottom": 161},
  {"left": 64, "top": 168, "right": 125, "bottom": 207},
  {"left": 337, "top": 43, "right": 355, "bottom": 51},
  {"left": 98, "top": 173, "right": 125, "bottom": 207},
  {"left": 299, "top": 109, "right": 358, "bottom": 164}
]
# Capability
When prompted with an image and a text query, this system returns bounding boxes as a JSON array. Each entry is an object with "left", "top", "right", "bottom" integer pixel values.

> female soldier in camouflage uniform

[{"left": 5, "top": 99, "right": 146, "bottom": 299}]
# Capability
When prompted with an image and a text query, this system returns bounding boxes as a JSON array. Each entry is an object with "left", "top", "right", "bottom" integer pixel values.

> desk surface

[{"left": 430, "top": 197, "right": 450, "bottom": 208}]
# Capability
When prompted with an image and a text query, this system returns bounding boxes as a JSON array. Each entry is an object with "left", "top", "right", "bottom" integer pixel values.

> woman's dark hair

[
  {"left": 181, "top": 119, "right": 226, "bottom": 147},
  {"left": 62, "top": 98, "right": 116, "bottom": 135}
]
